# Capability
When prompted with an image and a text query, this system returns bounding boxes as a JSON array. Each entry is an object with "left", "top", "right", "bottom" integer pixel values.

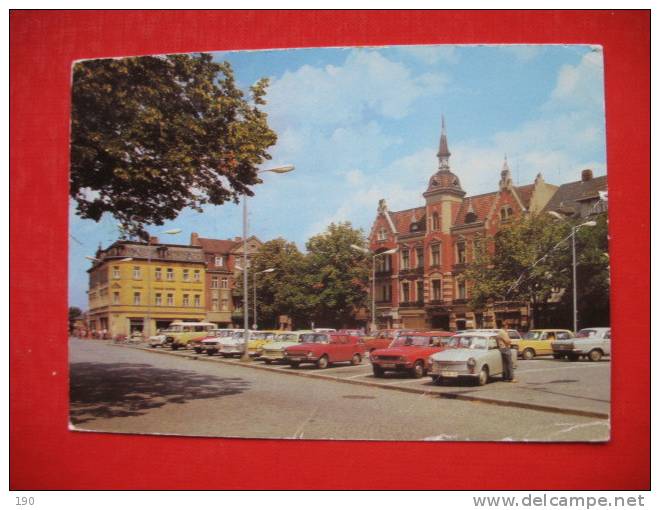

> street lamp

[
  {"left": 548, "top": 212, "right": 597, "bottom": 332},
  {"left": 351, "top": 244, "right": 398, "bottom": 333},
  {"left": 144, "top": 228, "right": 182, "bottom": 338},
  {"left": 241, "top": 165, "right": 294, "bottom": 361},
  {"left": 253, "top": 268, "right": 276, "bottom": 330}
]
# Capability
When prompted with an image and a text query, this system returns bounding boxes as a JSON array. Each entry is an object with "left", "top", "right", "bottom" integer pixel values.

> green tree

[
  {"left": 68, "top": 306, "right": 82, "bottom": 333},
  {"left": 70, "top": 53, "right": 277, "bottom": 235},
  {"left": 464, "top": 215, "right": 570, "bottom": 328},
  {"left": 304, "top": 222, "right": 370, "bottom": 328},
  {"left": 236, "top": 238, "right": 310, "bottom": 329}
]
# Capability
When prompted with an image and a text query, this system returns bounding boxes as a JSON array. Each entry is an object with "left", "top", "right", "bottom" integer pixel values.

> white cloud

[{"left": 550, "top": 48, "right": 604, "bottom": 109}]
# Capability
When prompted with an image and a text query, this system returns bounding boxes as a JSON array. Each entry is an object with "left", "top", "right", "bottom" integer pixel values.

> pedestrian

[{"left": 497, "top": 334, "right": 517, "bottom": 382}]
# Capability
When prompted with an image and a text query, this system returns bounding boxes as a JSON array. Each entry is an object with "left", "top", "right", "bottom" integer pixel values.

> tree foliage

[
  {"left": 68, "top": 306, "right": 82, "bottom": 332},
  {"left": 304, "top": 222, "right": 370, "bottom": 327},
  {"left": 70, "top": 53, "right": 277, "bottom": 235}
]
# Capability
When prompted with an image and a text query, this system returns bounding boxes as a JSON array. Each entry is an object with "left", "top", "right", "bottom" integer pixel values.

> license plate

[
  {"left": 289, "top": 357, "right": 301, "bottom": 361},
  {"left": 441, "top": 371, "right": 458, "bottom": 377},
  {"left": 381, "top": 363, "right": 395, "bottom": 368}
]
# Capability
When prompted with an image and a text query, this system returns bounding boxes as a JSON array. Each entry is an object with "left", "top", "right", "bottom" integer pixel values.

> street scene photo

[{"left": 69, "top": 44, "right": 610, "bottom": 441}]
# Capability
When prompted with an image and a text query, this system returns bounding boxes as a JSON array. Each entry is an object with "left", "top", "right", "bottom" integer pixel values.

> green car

[{"left": 259, "top": 331, "right": 314, "bottom": 364}]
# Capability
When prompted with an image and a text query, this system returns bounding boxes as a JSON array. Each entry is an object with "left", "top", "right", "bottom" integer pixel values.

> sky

[{"left": 69, "top": 44, "right": 606, "bottom": 309}]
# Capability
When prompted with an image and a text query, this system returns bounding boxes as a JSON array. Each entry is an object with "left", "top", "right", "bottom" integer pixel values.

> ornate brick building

[{"left": 368, "top": 118, "right": 560, "bottom": 331}]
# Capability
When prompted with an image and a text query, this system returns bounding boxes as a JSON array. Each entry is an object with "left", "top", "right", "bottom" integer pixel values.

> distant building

[
  {"left": 543, "top": 168, "right": 608, "bottom": 218},
  {"left": 367, "top": 117, "right": 606, "bottom": 332},
  {"left": 86, "top": 238, "right": 206, "bottom": 337}
]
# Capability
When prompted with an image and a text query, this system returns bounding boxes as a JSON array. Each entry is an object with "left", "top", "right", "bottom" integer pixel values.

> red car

[
  {"left": 284, "top": 333, "right": 366, "bottom": 369},
  {"left": 370, "top": 331, "right": 453, "bottom": 378},
  {"left": 362, "top": 329, "right": 427, "bottom": 354}
]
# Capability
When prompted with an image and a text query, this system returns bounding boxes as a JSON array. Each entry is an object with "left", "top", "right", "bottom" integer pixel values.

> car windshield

[
  {"left": 449, "top": 336, "right": 489, "bottom": 349},
  {"left": 275, "top": 333, "right": 298, "bottom": 342},
  {"left": 300, "top": 334, "right": 329, "bottom": 344},
  {"left": 252, "top": 332, "right": 274, "bottom": 340},
  {"left": 231, "top": 331, "right": 247, "bottom": 340},
  {"left": 391, "top": 335, "right": 430, "bottom": 347},
  {"left": 577, "top": 329, "right": 600, "bottom": 338},
  {"left": 524, "top": 331, "right": 543, "bottom": 340},
  {"left": 507, "top": 330, "right": 521, "bottom": 339}
]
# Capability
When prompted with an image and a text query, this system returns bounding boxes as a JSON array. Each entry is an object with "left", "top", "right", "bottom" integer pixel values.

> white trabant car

[
  {"left": 259, "top": 331, "right": 314, "bottom": 364},
  {"left": 428, "top": 332, "right": 510, "bottom": 386},
  {"left": 198, "top": 329, "right": 241, "bottom": 355},
  {"left": 217, "top": 330, "right": 253, "bottom": 357},
  {"left": 551, "top": 327, "right": 611, "bottom": 361}
]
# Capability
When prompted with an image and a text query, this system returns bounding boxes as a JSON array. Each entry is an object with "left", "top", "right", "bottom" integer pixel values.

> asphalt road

[{"left": 69, "top": 338, "right": 610, "bottom": 441}]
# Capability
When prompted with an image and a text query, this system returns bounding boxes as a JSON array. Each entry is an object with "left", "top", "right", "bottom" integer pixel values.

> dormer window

[
  {"left": 377, "top": 228, "right": 387, "bottom": 241},
  {"left": 215, "top": 255, "right": 224, "bottom": 266},
  {"left": 500, "top": 206, "right": 514, "bottom": 221},
  {"left": 465, "top": 212, "right": 478, "bottom": 223}
]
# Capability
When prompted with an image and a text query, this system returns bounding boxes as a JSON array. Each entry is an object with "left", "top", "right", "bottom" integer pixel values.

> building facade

[
  {"left": 368, "top": 118, "right": 565, "bottom": 332},
  {"left": 86, "top": 239, "right": 207, "bottom": 337}
]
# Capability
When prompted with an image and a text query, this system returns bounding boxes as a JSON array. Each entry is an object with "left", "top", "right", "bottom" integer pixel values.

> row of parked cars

[{"left": 146, "top": 323, "right": 610, "bottom": 385}]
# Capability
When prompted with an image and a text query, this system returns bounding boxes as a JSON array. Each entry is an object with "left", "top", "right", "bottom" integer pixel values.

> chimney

[
  {"left": 581, "top": 169, "right": 593, "bottom": 182},
  {"left": 149, "top": 236, "right": 159, "bottom": 245},
  {"left": 234, "top": 236, "right": 242, "bottom": 242},
  {"left": 190, "top": 232, "right": 200, "bottom": 246}
]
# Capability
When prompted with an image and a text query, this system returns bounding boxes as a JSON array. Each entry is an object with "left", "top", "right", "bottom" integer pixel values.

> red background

[{"left": 10, "top": 10, "right": 650, "bottom": 490}]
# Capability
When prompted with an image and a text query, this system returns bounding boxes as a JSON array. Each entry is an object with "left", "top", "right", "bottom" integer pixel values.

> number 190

[{"left": 16, "top": 497, "right": 34, "bottom": 506}]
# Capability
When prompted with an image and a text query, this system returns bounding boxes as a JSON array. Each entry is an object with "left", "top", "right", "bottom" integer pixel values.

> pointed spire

[
  {"left": 437, "top": 115, "right": 451, "bottom": 169},
  {"left": 499, "top": 154, "right": 513, "bottom": 190}
]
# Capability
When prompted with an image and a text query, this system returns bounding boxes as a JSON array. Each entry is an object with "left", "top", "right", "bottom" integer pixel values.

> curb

[{"left": 111, "top": 342, "right": 610, "bottom": 420}]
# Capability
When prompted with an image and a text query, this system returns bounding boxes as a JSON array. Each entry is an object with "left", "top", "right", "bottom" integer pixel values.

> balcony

[
  {"left": 399, "top": 301, "right": 424, "bottom": 308},
  {"left": 426, "top": 299, "right": 445, "bottom": 306},
  {"left": 453, "top": 298, "right": 468, "bottom": 305},
  {"left": 399, "top": 267, "right": 424, "bottom": 277},
  {"left": 375, "top": 299, "right": 393, "bottom": 305}
]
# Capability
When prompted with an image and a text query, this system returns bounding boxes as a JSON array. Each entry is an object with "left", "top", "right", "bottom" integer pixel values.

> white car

[
  {"left": 218, "top": 330, "right": 253, "bottom": 357},
  {"left": 428, "top": 332, "right": 511, "bottom": 386},
  {"left": 551, "top": 327, "right": 611, "bottom": 361},
  {"left": 197, "top": 329, "right": 240, "bottom": 355}
]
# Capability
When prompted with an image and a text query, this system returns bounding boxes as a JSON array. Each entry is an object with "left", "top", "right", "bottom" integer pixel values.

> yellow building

[{"left": 87, "top": 240, "right": 206, "bottom": 337}]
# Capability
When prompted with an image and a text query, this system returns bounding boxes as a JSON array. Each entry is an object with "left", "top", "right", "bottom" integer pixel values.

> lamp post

[
  {"left": 253, "top": 268, "right": 276, "bottom": 330},
  {"left": 351, "top": 244, "right": 398, "bottom": 333},
  {"left": 241, "top": 165, "right": 294, "bottom": 361},
  {"left": 548, "top": 212, "right": 596, "bottom": 333}
]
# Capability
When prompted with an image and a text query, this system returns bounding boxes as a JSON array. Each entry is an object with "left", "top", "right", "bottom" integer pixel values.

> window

[
  {"left": 166, "top": 268, "right": 174, "bottom": 281},
  {"left": 215, "top": 255, "right": 224, "bottom": 267},
  {"left": 473, "top": 238, "right": 483, "bottom": 259},
  {"left": 401, "top": 282, "right": 410, "bottom": 302},
  {"left": 133, "top": 292, "right": 141, "bottom": 305},
  {"left": 182, "top": 269, "right": 189, "bottom": 281},
  {"left": 416, "top": 280, "right": 424, "bottom": 303},
  {"left": 432, "top": 279, "right": 442, "bottom": 301},
  {"left": 431, "top": 244, "right": 441, "bottom": 266},
  {"left": 415, "top": 246, "right": 424, "bottom": 268},
  {"left": 432, "top": 212, "right": 440, "bottom": 230},
  {"left": 457, "top": 280, "right": 466, "bottom": 299},
  {"left": 155, "top": 293, "right": 162, "bottom": 306},
  {"left": 465, "top": 212, "right": 478, "bottom": 223},
  {"left": 167, "top": 293, "right": 174, "bottom": 306},
  {"left": 133, "top": 266, "right": 141, "bottom": 279},
  {"left": 182, "top": 294, "right": 190, "bottom": 306},
  {"left": 377, "top": 228, "right": 387, "bottom": 241},
  {"left": 211, "top": 276, "right": 219, "bottom": 288},
  {"left": 221, "top": 299, "right": 229, "bottom": 311},
  {"left": 212, "top": 298, "right": 219, "bottom": 311},
  {"left": 154, "top": 267, "right": 162, "bottom": 280},
  {"left": 112, "top": 266, "right": 120, "bottom": 279},
  {"left": 221, "top": 277, "right": 228, "bottom": 289},
  {"left": 401, "top": 249, "right": 410, "bottom": 270},
  {"left": 456, "top": 241, "right": 466, "bottom": 264},
  {"left": 500, "top": 206, "right": 514, "bottom": 221},
  {"left": 113, "top": 292, "right": 120, "bottom": 304},
  {"left": 194, "top": 295, "right": 201, "bottom": 307},
  {"left": 193, "top": 270, "right": 200, "bottom": 281}
]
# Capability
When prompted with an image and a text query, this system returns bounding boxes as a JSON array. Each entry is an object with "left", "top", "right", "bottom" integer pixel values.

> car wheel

[
  {"left": 552, "top": 353, "right": 561, "bottom": 359},
  {"left": 206, "top": 350, "right": 214, "bottom": 356},
  {"left": 264, "top": 359, "right": 272, "bottom": 365},
  {"left": 372, "top": 365, "right": 384, "bottom": 378},
  {"left": 567, "top": 353, "right": 579, "bottom": 361},
  {"left": 221, "top": 353, "right": 230, "bottom": 358},
  {"left": 588, "top": 349, "right": 603, "bottom": 362},
  {"left": 477, "top": 366, "right": 489, "bottom": 386},
  {"left": 522, "top": 348, "right": 535, "bottom": 361},
  {"left": 194, "top": 348, "right": 202, "bottom": 354},
  {"left": 351, "top": 353, "right": 362, "bottom": 366},
  {"left": 290, "top": 361, "right": 300, "bottom": 369},
  {"left": 430, "top": 375, "right": 439, "bottom": 384},
  {"left": 316, "top": 356, "right": 329, "bottom": 369},
  {"left": 171, "top": 344, "right": 178, "bottom": 351},
  {"left": 410, "top": 361, "right": 425, "bottom": 379}
]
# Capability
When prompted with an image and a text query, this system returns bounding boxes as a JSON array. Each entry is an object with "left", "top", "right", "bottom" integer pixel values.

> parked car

[
  {"left": 428, "top": 332, "right": 510, "bottom": 385},
  {"left": 313, "top": 328, "right": 336, "bottom": 333},
  {"left": 247, "top": 331, "right": 278, "bottom": 357},
  {"left": 465, "top": 329, "right": 518, "bottom": 367},
  {"left": 218, "top": 330, "right": 253, "bottom": 357},
  {"left": 512, "top": 329, "right": 574, "bottom": 360},
  {"left": 259, "top": 331, "right": 314, "bottom": 364},
  {"left": 362, "top": 329, "right": 398, "bottom": 354},
  {"left": 198, "top": 329, "right": 240, "bottom": 355},
  {"left": 284, "top": 333, "right": 366, "bottom": 369},
  {"left": 148, "top": 329, "right": 172, "bottom": 348},
  {"left": 551, "top": 327, "right": 611, "bottom": 361},
  {"left": 370, "top": 331, "right": 454, "bottom": 378}
]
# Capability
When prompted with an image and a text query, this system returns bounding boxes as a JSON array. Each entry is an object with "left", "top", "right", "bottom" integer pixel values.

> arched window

[{"left": 465, "top": 212, "right": 478, "bottom": 223}]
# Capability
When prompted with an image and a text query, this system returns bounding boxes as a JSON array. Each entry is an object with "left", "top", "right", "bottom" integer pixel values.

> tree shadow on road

[{"left": 69, "top": 362, "right": 250, "bottom": 425}]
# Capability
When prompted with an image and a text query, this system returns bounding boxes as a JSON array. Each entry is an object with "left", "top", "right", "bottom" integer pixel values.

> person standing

[{"left": 497, "top": 334, "right": 516, "bottom": 382}]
